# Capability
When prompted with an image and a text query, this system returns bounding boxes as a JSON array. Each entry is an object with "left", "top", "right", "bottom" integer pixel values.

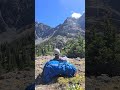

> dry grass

[{"left": 57, "top": 74, "right": 85, "bottom": 90}]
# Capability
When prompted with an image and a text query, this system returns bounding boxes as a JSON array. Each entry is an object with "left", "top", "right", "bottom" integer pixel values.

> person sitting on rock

[
  {"left": 42, "top": 48, "right": 77, "bottom": 83},
  {"left": 53, "top": 48, "right": 77, "bottom": 76}
]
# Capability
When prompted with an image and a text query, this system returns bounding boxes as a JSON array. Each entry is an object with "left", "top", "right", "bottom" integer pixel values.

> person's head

[{"left": 54, "top": 48, "right": 60, "bottom": 59}]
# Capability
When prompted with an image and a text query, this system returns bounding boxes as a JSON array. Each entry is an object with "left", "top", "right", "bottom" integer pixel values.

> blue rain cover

[
  {"left": 25, "top": 83, "right": 35, "bottom": 90},
  {"left": 42, "top": 59, "right": 77, "bottom": 83}
]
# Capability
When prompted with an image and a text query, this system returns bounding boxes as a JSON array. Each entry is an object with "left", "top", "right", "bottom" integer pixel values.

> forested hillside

[
  {"left": 86, "top": 1, "right": 120, "bottom": 76},
  {"left": 0, "top": 0, "right": 34, "bottom": 75},
  {"left": 0, "top": 27, "right": 34, "bottom": 74},
  {"left": 35, "top": 35, "right": 85, "bottom": 58}
]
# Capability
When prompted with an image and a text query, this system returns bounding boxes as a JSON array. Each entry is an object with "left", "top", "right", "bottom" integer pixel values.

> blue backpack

[
  {"left": 25, "top": 83, "right": 35, "bottom": 90},
  {"left": 42, "top": 59, "right": 77, "bottom": 83}
]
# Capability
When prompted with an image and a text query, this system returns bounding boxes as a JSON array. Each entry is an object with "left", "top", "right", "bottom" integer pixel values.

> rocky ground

[
  {"left": 86, "top": 75, "right": 120, "bottom": 90},
  {"left": 0, "top": 69, "right": 34, "bottom": 90},
  {"left": 35, "top": 56, "right": 85, "bottom": 90},
  {"left": 0, "top": 56, "right": 120, "bottom": 90},
  {"left": 35, "top": 56, "right": 120, "bottom": 90}
]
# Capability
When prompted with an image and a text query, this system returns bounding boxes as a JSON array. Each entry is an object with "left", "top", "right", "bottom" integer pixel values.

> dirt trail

[{"left": 35, "top": 55, "right": 85, "bottom": 90}]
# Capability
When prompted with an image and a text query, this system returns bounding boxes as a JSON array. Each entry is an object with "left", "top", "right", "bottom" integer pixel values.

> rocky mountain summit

[
  {"left": 0, "top": 0, "right": 34, "bottom": 44},
  {"left": 35, "top": 13, "right": 85, "bottom": 45}
]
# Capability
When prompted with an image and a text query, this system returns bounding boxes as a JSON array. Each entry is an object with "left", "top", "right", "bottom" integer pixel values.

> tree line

[
  {"left": 0, "top": 32, "right": 34, "bottom": 74},
  {"left": 86, "top": 11, "right": 120, "bottom": 76},
  {"left": 35, "top": 35, "right": 85, "bottom": 58}
]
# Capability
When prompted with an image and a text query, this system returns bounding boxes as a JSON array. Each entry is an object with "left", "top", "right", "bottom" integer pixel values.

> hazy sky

[{"left": 35, "top": 0, "right": 85, "bottom": 27}]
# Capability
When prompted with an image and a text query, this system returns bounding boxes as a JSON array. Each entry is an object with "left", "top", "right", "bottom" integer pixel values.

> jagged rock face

[
  {"left": 0, "top": 0, "right": 34, "bottom": 33},
  {"left": 35, "top": 13, "right": 85, "bottom": 45},
  {"left": 54, "top": 14, "right": 85, "bottom": 37},
  {"left": 35, "top": 22, "right": 52, "bottom": 39},
  {"left": 0, "top": 0, "right": 34, "bottom": 44},
  {"left": 78, "top": 13, "right": 85, "bottom": 30}
]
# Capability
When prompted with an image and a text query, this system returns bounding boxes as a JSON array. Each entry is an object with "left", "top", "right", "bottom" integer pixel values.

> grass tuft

[{"left": 57, "top": 74, "right": 85, "bottom": 90}]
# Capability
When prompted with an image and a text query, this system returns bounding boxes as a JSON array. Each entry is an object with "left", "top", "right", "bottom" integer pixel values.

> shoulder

[{"left": 59, "top": 57, "right": 67, "bottom": 62}]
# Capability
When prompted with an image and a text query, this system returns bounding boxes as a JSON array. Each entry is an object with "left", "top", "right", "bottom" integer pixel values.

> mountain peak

[
  {"left": 63, "top": 17, "right": 78, "bottom": 25},
  {"left": 35, "top": 13, "right": 85, "bottom": 44}
]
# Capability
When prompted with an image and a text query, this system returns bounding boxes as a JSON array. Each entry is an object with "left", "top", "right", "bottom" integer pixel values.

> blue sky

[{"left": 35, "top": 0, "right": 85, "bottom": 27}]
